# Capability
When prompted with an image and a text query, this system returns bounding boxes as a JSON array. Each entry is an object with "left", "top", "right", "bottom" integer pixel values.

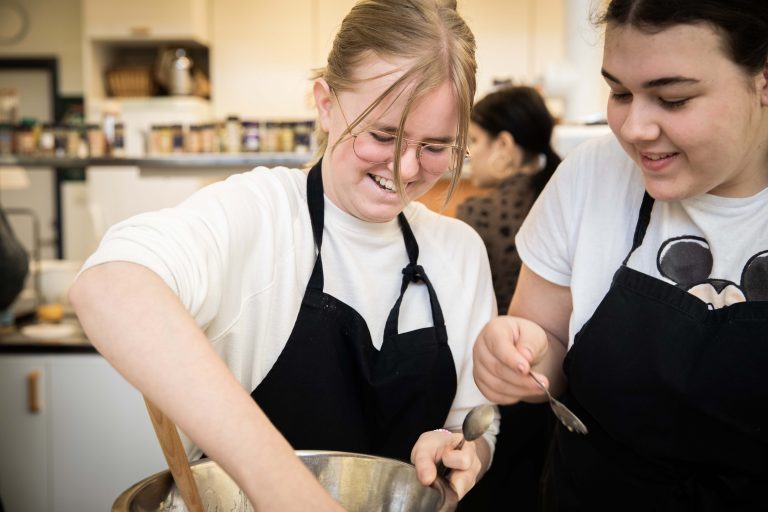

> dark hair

[
  {"left": 470, "top": 86, "right": 561, "bottom": 197},
  {"left": 598, "top": 0, "right": 768, "bottom": 75}
]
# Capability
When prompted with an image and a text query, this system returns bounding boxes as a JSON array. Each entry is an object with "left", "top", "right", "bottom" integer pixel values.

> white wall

[
  {"left": 461, "top": 0, "right": 564, "bottom": 98},
  {"left": 0, "top": 0, "right": 598, "bottom": 120},
  {"left": 210, "top": 0, "right": 567, "bottom": 119},
  {"left": 0, "top": 0, "right": 83, "bottom": 95}
]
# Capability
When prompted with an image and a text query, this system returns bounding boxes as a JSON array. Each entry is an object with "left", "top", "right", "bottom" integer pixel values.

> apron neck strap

[
  {"left": 306, "top": 161, "right": 325, "bottom": 290},
  {"left": 305, "top": 160, "right": 446, "bottom": 342},
  {"left": 306, "top": 160, "right": 325, "bottom": 250},
  {"left": 385, "top": 213, "right": 448, "bottom": 343},
  {"left": 622, "top": 191, "right": 655, "bottom": 266}
]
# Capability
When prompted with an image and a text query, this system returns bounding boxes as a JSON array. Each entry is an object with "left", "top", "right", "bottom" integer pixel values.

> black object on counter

[{"left": 0, "top": 208, "right": 28, "bottom": 310}]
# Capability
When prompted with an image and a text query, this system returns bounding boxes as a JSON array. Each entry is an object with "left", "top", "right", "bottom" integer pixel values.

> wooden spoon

[{"left": 144, "top": 398, "right": 205, "bottom": 512}]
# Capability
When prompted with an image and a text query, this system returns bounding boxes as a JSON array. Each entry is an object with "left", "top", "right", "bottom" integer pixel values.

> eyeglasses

[
  {"left": 333, "top": 90, "right": 465, "bottom": 175},
  {"left": 350, "top": 129, "right": 465, "bottom": 175}
]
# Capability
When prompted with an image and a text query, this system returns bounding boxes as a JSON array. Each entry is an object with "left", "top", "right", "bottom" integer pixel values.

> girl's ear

[
  {"left": 495, "top": 130, "right": 516, "bottom": 158},
  {"left": 488, "top": 130, "right": 518, "bottom": 181},
  {"left": 313, "top": 79, "right": 333, "bottom": 131},
  {"left": 759, "top": 58, "right": 768, "bottom": 107}
]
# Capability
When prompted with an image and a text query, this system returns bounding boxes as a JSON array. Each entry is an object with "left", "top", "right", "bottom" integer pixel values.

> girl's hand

[
  {"left": 410, "top": 429, "right": 483, "bottom": 499},
  {"left": 473, "top": 315, "right": 551, "bottom": 404}
]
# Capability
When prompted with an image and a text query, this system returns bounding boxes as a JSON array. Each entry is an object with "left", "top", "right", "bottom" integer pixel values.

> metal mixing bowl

[{"left": 113, "top": 450, "right": 458, "bottom": 511}]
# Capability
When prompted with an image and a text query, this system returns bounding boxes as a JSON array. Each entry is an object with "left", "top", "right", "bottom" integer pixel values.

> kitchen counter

[{"left": 0, "top": 318, "right": 95, "bottom": 354}]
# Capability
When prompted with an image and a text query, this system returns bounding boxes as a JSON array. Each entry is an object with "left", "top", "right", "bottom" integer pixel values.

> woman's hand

[
  {"left": 473, "top": 315, "right": 551, "bottom": 404},
  {"left": 411, "top": 430, "right": 486, "bottom": 499},
  {"left": 473, "top": 264, "right": 573, "bottom": 404}
]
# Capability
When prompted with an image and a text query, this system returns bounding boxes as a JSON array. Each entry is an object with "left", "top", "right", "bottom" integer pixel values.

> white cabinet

[
  {"left": 0, "top": 354, "right": 166, "bottom": 512},
  {"left": 83, "top": 0, "right": 211, "bottom": 43},
  {"left": 0, "top": 357, "right": 49, "bottom": 512}
]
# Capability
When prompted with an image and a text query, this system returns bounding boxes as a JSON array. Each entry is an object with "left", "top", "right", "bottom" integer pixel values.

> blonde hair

[{"left": 311, "top": 0, "right": 477, "bottom": 204}]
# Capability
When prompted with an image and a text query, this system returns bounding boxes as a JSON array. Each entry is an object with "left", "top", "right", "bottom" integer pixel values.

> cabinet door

[
  {"left": 48, "top": 355, "right": 166, "bottom": 511},
  {"left": 0, "top": 356, "right": 49, "bottom": 512},
  {"left": 84, "top": 0, "right": 210, "bottom": 43}
]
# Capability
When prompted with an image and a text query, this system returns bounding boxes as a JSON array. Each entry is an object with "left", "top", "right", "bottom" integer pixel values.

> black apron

[
  {"left": 546, "top": 192, "right": 768, "bottom": 511},
  {"left": 251, "top": 161, "right": 457, "bottom": 462}
]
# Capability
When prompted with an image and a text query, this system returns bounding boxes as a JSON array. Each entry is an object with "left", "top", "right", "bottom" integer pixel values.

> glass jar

[
  {"left": 264, "top": 121, "right": 280, "bottom": 152},
  {"left": 65, "top": 125, "right": 82, "bottom": 157},
  {"left": 294, "top": 121, "right": 314, "bottom": 154},
  {"left": 54, "top": 125, "right": 67, "bottom": 157},
  {"left": 159, "top": 125, "right": 173, "bottom": 154},
  {"left": 171, "top": 124, "right": 184, "bottom": 153},
  {"left": 200, "top": 124, "right": 215, "bottom": 153},
  {"left": 86, "top": 124, "right": 107, "bottom": 157},
  {"left": 112, "top": 123, "right": 126, "bottom": 157},
  {"left": 39, "top": 123, "right": 55, "bottom": 156},
  {"left": 225, "top": 115, "right": 241, "bottom": 153},
  {"left": 185, "top": 124, "right": 201, "bottom": 153},
  {"left": 279, "top": 122, "right": 295, "bottom": 153},
  {"left": 15, "top": 124, "right": 36, "bottom": 155},
  {"left": 242, "top": 121, "right": 260, "bottom": 152},
  {"left": 0, "top": 123, "right": 13, "bottom": 155}
]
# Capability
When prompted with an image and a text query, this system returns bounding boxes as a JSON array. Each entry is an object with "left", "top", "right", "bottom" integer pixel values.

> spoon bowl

[
  {"left": 529, "top": 373, "right": 588, "bottom": 435},
  {"left": 438, "top": 403, "right": 495, "bottom": 477},
  {"left": 460, "top": 403, "right": 495, "bottom": 444}
]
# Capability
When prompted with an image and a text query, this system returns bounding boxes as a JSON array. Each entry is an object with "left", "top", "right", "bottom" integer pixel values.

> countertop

[{"left": 0, "top": 317, "right": 95, "bottom": 354}]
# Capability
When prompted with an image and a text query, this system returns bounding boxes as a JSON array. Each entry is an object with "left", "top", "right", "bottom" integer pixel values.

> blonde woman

[{"left": 71, "top": 1, "right": 497, "bottom": 510}]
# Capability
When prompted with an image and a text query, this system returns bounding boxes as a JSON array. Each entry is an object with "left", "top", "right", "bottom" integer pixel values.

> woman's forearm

[{"left": 69, "top": 261, "right": 343, "bottom": 511}]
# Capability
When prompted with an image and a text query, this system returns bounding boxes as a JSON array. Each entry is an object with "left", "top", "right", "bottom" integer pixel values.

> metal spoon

[
  {"left": 438, "top": 403, "right": 495, "bottom": 477},
  {"left": 529, "top": 373, "right": 588, "bottom": 435}
]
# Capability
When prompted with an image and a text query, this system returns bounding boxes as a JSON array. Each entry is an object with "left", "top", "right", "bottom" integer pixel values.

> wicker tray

[{"left": 106, "top": 67, "right": 155, "bottom": 97}]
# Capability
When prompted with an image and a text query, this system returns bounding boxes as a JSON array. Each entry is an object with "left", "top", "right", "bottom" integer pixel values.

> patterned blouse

[{"left": 456, "top": 174, "right": 537, "bottom": 314}]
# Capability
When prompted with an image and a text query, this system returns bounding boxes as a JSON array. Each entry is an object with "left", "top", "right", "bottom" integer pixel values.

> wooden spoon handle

[{"left": 144, "top": 398, "right": 205, "bottom": 512}]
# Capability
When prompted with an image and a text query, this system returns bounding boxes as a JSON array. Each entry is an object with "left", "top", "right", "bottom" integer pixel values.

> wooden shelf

[{"left": 0, "top": 153, "right": 313, "bottom": 170}]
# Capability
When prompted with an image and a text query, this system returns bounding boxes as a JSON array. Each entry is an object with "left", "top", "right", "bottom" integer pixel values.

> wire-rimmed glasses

[
  {"left": 348, "top": 129, "right": 464, "bottom": 176},
  {"left": 332, "top": 88, "right": 465, "bottom": 175}
]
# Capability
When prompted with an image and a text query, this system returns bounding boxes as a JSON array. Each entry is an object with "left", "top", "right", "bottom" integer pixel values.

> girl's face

[
  {"left": 315, "top": 53, "right": 460, "bottom": 223},
  {"left": 603, "top": 23, "right": 768, "bottom": 200}
]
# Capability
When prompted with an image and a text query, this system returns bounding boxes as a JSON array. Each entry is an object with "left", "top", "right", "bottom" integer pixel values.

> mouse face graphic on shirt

[{"left": 657, "top": 236, "right": 768, "bottom": 308}]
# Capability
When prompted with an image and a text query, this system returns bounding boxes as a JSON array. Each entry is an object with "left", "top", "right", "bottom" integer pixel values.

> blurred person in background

[
  {"left": 457, "top": 86, "right": 561, "bottom": 314},
  {"left": 456, "top": 86, "right": 561, "bottom": 511}
]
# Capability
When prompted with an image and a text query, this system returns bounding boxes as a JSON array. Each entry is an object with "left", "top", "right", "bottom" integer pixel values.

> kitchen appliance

[
  {"left": 113, "top": 452, "right": 458, "bottom": 512},
  {"left": 156, "top": 48, "right": 194, "bottom": 96}
]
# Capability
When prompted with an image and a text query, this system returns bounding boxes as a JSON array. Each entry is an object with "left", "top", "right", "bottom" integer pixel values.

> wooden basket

[{"left": 106, "top": 67, "right": 155, "bottom": 97}]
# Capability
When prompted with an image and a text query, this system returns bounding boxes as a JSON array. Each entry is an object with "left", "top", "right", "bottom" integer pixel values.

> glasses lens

[
  {"left": 419, "top": 144, "right": 460, "bottom": 175},
  {"left": 352, "top": 130, "right": 459, "bottom": 174},
  {"left": 352, "top": 130, "right": 395, "bottom": 165}
]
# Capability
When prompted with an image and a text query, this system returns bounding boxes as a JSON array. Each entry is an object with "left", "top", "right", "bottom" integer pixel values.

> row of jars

[
  {"left": 147, "top": 118, "right": 315, "bottom": 155},
  {"left": 0, "top": 122, "right": 124, "bottom": 158}
]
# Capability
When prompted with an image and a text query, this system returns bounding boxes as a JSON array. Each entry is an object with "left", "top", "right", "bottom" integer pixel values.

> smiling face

[
  {"left": 603, "top": 22, "right": 768, "bottom": 199},
  {"left": 314, "top": 53, "right": 460, "bottom": 223}
]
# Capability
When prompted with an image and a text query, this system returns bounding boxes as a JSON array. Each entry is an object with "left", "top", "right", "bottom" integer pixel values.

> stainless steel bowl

[{"left": 113, "top": 450, "right": 458, "bottom": 512}]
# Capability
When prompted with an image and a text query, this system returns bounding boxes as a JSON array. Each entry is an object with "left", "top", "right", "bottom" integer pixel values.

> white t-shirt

[
  {"left": 516, "top": 134, "right": 768, "bottom": 347},
  {"left": 83, "top": 166, "right": 498, "bottom": 458}
]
